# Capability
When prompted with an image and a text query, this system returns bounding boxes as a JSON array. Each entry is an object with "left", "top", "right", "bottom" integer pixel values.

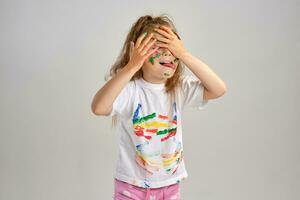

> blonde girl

[{"left": 91, "top": 14, "right": 226, "bottom": 200}]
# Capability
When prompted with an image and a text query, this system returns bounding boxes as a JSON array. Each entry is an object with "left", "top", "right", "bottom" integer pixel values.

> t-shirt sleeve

[
  {"left": 107, "top": 82, "right": 133, "bottom": 118},
  {"left": 180, "top": 75, "right": 208, "bottom": 110}
]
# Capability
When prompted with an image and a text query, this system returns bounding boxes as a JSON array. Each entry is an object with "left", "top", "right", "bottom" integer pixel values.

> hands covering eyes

[
  {"left": 128, "top": 32, "right": 159, "bottom": 70},
  {"left": 153, "top": 25, "right": 187, "bottom": 60}
]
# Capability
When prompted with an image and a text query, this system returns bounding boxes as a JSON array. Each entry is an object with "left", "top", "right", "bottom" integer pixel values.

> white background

[{"left": 0, "top": 0, "right": 299, "bottom": 199}]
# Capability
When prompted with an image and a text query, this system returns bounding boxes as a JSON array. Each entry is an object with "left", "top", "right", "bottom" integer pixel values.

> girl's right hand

[{"left": 127, "top": 32, "right": 159, "bottom": 70}]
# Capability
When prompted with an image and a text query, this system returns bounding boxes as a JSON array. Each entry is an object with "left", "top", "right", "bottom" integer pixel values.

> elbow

[
  {"left": 91, "top": 103, "right": 111, "bottom": 116},
  {"left": 91, "top": 104, "right": 101, "bottom": 116},
  {"left": 213, "top": 87, "right": 227, "bottom": 99},
  {"left": 217, "top": 88, "right": 226, "bottom": 98},
  {"left": 222, "top": 82, "right": 227, "bottom": 92},
  {"left": 91, "top": 102, "right": 102, "bottom": 116},
  {"left": 216, "top": 84, "right": 227, "bottom": 97},
  {"left": 91, "top": 106, "right": 104, "bottom": 116}
]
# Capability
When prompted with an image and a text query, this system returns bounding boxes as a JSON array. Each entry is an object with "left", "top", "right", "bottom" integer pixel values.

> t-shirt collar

[{"left": 137, "top": 77, "right": 166, "bottom": 90}]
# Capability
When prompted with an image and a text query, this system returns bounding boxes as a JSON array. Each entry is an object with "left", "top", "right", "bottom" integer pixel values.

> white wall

[{"left": 0, "top": 0, "right": 299, "bottom": 199}]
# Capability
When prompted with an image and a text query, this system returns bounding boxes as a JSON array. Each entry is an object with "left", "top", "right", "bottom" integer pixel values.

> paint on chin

[
  {"left": 163, "top": 72, "right": 171, "bottom": 77},
  {"left": 162, "top": 69, "right": 174, "bottom": 78}
]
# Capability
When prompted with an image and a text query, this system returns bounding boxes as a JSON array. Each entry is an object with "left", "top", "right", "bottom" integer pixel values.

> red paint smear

[
  {"left": 169, "top": 120, "right": 177, "bottom": 125},
  {"left": 161, "top": 130, "right": 177, "bottom": 142},
  {"left": 172, "top": 165, "right": 179, "bottom": 174},
  {"left": 144, "top": 135, "right": 152, "bottom": 140},
  {"left": 135, "top": 131, "right": 152, "bottom": 140},
  {"left": 135, "top": 131, "right": 144, "bottom": 136},
  {"left": 161, "top": 153, "right": 172, "bottom": 158}
]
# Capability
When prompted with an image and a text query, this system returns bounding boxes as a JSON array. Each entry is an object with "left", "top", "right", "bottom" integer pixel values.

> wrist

[
  {"left": 178, "top": 50, "right": 190, "bottom": 61},
  {"left": 124, "top": 63, "right": 141, "bottom": 74}
]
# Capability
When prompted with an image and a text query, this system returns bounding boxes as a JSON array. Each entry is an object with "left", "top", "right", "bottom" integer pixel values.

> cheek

[{"left": 147, "top": 51, "right": 161, "bottom": 65}]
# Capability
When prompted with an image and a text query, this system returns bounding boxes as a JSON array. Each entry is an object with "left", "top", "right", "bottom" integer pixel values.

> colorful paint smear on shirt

[{"left": 132, "top": 102, "right": 183, "bottom": 175}]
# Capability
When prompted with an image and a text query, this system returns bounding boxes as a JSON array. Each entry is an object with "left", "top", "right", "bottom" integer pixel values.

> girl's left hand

[{"left": 154, "top": 25, "right": 188, "bottom": 60}]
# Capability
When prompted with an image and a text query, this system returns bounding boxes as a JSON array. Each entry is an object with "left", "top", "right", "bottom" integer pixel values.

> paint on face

[
  {"left": 148, "top": 52, "right": 161, "bottom": 65},
  {"left": 163, "top": 72, "right": 171, "bottom": 77},
  {"left": 147, "top": 49, "right": 176, "bottom": 78},
  {"left": 162, "top": 68, "right": 174, "bottom": 78}
]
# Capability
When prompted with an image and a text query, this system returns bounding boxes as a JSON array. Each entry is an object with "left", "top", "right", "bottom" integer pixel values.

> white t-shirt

[{"left": 108, "top": 75, "right": 208, "bottom": 188}]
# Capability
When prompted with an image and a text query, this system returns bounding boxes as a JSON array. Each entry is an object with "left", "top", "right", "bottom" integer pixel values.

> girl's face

[{"left": 142, "top": 43, "right": 179, "bottom": 82}]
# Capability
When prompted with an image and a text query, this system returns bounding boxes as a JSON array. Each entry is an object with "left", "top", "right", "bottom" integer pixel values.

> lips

[
  {"left": 159, "top": 61, "right": 175, "bottom": 69},
  {"left": 161, "top": 63, "right": 175, "bottom": 69}
]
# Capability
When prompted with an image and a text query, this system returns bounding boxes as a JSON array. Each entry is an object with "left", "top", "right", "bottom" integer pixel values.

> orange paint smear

[
  {"left": 158, "top": 115, "right": 169, "bottom": 120},
  {"left": 135, "top": 155, "right": 154, "bottom": 175},
  {"left": 146, "top": 129, "right": 158, "bottom": 133}
]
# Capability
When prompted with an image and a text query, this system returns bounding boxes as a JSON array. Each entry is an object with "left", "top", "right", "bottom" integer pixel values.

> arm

[
  {"left": 91, "top": 64, "right": 139, "bottom": 116},
  {"left": 91, "top": 32, "right": 158, "bottom": 116},
  {"left": 154, "top": 25, "right": 227, "bottom": 100},
  {"left": 180, "top": 51, "right": 227, "bottom": 100}
]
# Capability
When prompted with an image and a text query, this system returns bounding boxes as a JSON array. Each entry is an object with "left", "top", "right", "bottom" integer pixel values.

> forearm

[
  {"left": 91, "top": 64, "right": 139, "bottom": 115},
  {"left": 180, "top": 51, "right": 226, "bottom": 95}
]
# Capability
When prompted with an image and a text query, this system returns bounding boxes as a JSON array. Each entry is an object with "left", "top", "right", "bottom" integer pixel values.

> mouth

[{"left": 159, "top": 60, "right": 175, "bottom": 70}]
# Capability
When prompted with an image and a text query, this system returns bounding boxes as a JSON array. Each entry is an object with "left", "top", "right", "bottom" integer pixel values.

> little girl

[{"left": 91, "top": 14, "right": 226, "bottom": 200}]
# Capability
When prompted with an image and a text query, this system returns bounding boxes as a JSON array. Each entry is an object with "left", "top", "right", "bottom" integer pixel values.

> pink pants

[{"left": 113, "top": 178, "right": 181, "bottom": 200}]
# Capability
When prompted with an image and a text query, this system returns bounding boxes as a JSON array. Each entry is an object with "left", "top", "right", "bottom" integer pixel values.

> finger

[
  {"left": 154, "top": 28, "right": 173, "bottom": 39},
  {"left": 159, "top": 25, "right": 176, "bottom": 36},
  {"left": 159, "top": 25, "right": 181, "bottom": 40},
  {"left": 155, "top": 36, "right": 170, "bottom": 44},
  {"left": 173, "top": 32, "right": 181, "bottom": 40},
  {"left": 156, "top": 41, "right": 168, "bottom": 48},
  {"left": 135, "top": 32, "right": 148, "bottom": 49},
  {"left": 141, "top": 38, "right": 157, "bottom": 55},
  {"left": 145, "top": 46, "right": 159, "bottom": 58},
  {"left": 138, "top": 32, "right": 154, "bottom": 51}
]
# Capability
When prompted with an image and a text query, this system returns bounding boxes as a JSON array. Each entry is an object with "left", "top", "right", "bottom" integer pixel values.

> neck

[{"left": 142, "top": 74, "right": 167, "bottom": 84}]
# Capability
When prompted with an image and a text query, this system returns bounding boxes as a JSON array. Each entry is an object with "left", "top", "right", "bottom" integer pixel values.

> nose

[{"left": 161, "top": 48, "right": 172, "bottom": 57}]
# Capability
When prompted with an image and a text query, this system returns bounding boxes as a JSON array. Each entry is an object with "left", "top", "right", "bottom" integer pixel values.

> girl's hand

[
  {"left": 127, "top": 32, "right": 159, "bottom": 70},
  {"left": 154, "top": 25, "right": 188, "bottom": 60}
]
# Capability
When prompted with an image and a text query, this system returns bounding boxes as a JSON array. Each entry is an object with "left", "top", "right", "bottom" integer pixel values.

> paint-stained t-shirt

[{"left": 108, "top": 74, "right": 208, "bottom": 188}]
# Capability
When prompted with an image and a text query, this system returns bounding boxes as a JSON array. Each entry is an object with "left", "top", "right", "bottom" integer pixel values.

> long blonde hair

[{"left": 105, "top": 14, "right": 185, "bottom": 128}]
